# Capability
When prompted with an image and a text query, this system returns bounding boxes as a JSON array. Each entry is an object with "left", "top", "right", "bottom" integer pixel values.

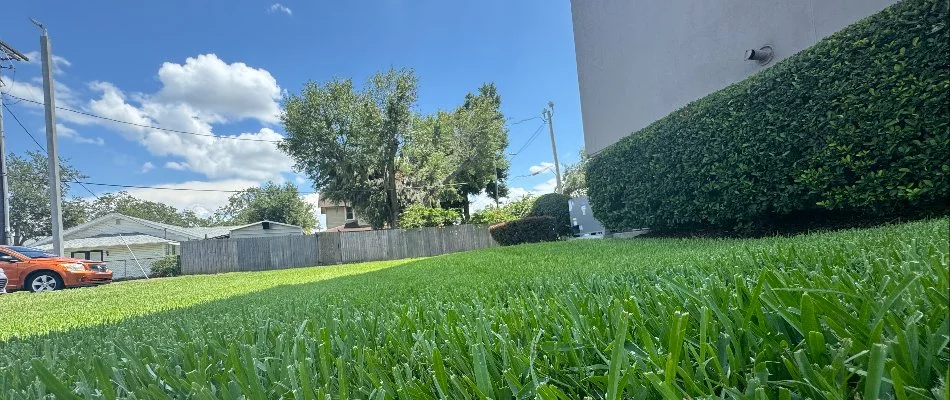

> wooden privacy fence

[{"left": 181, "top": 224, "right": 497, "bottom": 275}]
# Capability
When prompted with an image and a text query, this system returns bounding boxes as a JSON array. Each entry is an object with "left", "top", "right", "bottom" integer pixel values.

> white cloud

[
  {"left": 22, "top": 51, "right": 72, "bottom": 75},
  {"left": 528, "top": 162, "right": 555, "bottom": 175},
  {"left": 122, "top": 179, "right": 261, "bottom": 217},
  {"left": 467, "top": 180, "right": 557, "bottom": 213},
  {"left": 154, "top": 54, "right": 281, "bottom": 123},
  {"left": 141, "top": 162, "right": 155, "bottom": 173},
  {"left": 268, "top": 3, "right": 293, "bottom": 15},
  {"left": 165, "top": 161, "right": 188, "bottom": 170},
  {"left": 84, "top": 77, "right": 293, "bottom": 181},
  {"left": 532, "top": 178, "right": 558, "bottom": 193},
  {"left": 55, "top": 123, "right": 104, "bottom": 146}
]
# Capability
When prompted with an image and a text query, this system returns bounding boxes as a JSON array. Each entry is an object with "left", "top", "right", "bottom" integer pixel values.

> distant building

[
  {"left": 319, "top": 199, "right": 373, "bottom": 232},
  {"left": 28, "top": 213, "right": 303, "bottom": 279},
  {"left": 570, "top": 0, "right": 897, "bottom": 154}
]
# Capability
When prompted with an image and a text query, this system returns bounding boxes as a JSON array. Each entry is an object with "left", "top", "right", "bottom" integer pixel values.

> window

[
  {"left": 345, "top": 206, "right": 355, "bottom": 220},
  {"left": 5, "top": 246, "right": 56, "bottom": 259},
  {"left": 0, "top": 250, "right": 21, "bottom": 263},
  {"left": 262, "top": 221, "right": 272, "bottom": 230},
  {"left": 71, "top": 250, "right": 104, "bottom": 261}
]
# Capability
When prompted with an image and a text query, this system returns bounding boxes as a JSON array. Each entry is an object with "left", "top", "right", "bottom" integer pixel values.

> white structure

[
  {"left": 29, "top": 214, "right": 304, "bottom": 279},
  {"left": 570, "top": 0, "right": 898, "bottom": 154}
]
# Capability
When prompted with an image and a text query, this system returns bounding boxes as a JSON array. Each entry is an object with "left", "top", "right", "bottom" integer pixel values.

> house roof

[
  {"left": 28, "top": 213, "right": 304, "bottom": 245},
  {"left": 35, "top": 234, "right": 175, "bottom": 251},
  {"left": 29, "top": 213, "right": 241, "bottom": 246},
  {"left": 120, "top": 214, "right": 240, "bottom": 239},
  {"left": 325, "top": 221, "right": 373, "bottom": 232},
  {"left": 230, "top": 220, "right": 304, "bottom": 231}
]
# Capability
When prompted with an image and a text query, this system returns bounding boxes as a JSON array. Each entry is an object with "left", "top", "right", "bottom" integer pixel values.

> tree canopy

[
  {"left": 281, "top": 69, "right": 509, "bottom": 227},
  {"left": 281, "top": 68, "right": 417, "bottom": 229},
  {"left": 213, "top": 182, "right": 318, "bottom": 232},
  {"left": 85, "top": 191, "right": 208, "bottom": 228},
  {"left": 7, "top": 151, "right": 87, "bottom": 245}
]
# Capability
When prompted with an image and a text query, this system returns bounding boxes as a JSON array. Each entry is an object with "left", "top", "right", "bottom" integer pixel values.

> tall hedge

[{"left": 588, "top": 0, "right": 949, "bottom": 232}]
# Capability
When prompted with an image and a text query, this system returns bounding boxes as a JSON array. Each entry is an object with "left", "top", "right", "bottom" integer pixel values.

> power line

[
  {"left": 5, "top": 106, "right": 468, "bottom": 195},
  {"left": 506, "top": 115, "right": 541, "bottom": 126},
  {"left": 509, "top": 121, "right": 547, "bottom": 159},
  {"left": 1, "top": 93, "right": 284, "bottom": 143}
]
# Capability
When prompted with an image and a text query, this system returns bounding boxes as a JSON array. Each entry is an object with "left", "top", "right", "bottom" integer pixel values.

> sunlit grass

[
  {"left": 0, "top": 259, "right": 410, "bottom": 340},
  {"left": 0, "top": 219, "right": 946, "bottom": 399}
]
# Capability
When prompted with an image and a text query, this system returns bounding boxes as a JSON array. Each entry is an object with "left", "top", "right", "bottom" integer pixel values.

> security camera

[{"left": 745, "top": 45, "right": 774, "bottom": 66}]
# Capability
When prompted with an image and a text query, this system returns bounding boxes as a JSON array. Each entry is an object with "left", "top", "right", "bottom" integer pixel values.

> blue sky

[{"left": 0, "top": 1, "right": 584, "bottom": 218}]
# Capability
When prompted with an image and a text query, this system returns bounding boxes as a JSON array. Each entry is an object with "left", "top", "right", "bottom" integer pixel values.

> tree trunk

[
  {"left": 462, "top": 196, "right": 470, "bottom": 220},
  {"left": 386, "top": 147, "right": 399, "bottom": 228}
]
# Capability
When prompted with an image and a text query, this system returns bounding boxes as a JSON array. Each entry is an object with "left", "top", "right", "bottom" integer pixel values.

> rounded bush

[
  {"left": 529, "top": 193, "right": 572, "bottom": 237},
  {"left": 150, "top": 256, "right": 181, "bottom": 278},
  {"left": 488, "top": 216, "right": 558, "bottom": 246}
]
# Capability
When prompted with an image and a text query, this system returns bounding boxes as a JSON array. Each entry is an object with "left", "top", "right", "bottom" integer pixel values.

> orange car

[{"left": 0, "top": 245, "right": 112, "bottom": 293}]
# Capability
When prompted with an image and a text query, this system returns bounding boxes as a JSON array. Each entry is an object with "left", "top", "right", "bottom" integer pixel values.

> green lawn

[{"left": 1, "top": 219, "right": 947, "bottom": 399}]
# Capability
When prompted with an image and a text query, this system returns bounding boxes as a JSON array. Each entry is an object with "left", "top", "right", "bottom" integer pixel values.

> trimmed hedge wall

[
  {"left": 489, "top": 216, "right": 558, "bottom": 246},
  {"left": 588, "top": 0, "right": 949, "bottom": 232}
]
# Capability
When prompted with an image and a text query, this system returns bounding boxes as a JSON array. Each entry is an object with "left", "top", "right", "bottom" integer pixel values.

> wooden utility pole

[
  {"left": 0, "top": 39, "right": 31, "bottom": 245},
  {"left": 544, "top": 102, "right": 563, "bottom": 193}
]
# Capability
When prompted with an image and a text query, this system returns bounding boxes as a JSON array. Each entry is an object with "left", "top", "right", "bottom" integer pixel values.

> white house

[
  {"left": 29, "top": 213, "right": 304, "bottom": 279},
  {"left": 570, "top": 0, "right": 898, "bottom": 154}
]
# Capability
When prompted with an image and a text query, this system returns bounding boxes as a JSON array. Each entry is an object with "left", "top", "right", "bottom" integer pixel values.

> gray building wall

[
  {"left": 571, "top": 0, "right": 898, "bottom": 154},
  {"left": 230, "top": 222, "right": 304, "bottom": 239}
]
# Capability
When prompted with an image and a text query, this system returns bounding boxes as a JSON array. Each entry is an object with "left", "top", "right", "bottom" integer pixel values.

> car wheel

[{"left": 27, "top": 272, "right": 63, "bottom": 293}]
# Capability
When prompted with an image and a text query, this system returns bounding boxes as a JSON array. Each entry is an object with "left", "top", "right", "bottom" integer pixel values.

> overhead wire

[
  {"left": 508, "top": 120, "right": 547, "bottom": 160},
  {"left": 1, "top": 93, "right": 285, "bottom": 143}
]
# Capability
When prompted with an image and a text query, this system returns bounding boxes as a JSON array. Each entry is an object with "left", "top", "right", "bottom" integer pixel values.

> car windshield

[{"left": 5, "top": 246, "right": 57, "bottom": 259}]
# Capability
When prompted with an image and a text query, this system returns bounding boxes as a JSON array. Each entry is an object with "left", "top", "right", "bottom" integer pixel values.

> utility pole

[
  {"left": 0, "top": 40, "right": 31, "bottom": 246},
  {"left": 34, "top": 19, "right": 64, "bottom": 255},
  {"left": 544, "top": 102, "right": 563, "bottom": 193}
]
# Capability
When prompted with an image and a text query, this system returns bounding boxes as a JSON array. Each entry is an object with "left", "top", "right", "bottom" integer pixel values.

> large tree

[
  {"left": 442, "top": 83, "right": 510, "bottom": 218},
  {"left": 7, "top": 151, "right": 87, "bottom": 245},
  {"left": 281, "top": 68, "right": 417, "bottom": 229},
  {"left": 213, "top": 182, "right": 318, "bottom": 232},
  {"left": 402, "top": 84, "right": 509, "bottom": 219},
  {"left": 84, "top": 191, "right": 209, "bottom": 227}
]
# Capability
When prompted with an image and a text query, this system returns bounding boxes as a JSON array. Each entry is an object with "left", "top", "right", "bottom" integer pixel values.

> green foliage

[
  {"left": 86, "top": 191, "right": 209, "bottom": 228},
  {"left": 0, "top": 220, "right": 946, "bottom": 399},
  {"left": 149, "top": 256, "right": 181, "bottom": 278},
  {"left": 213, "top": 182, "right": 318, "bottom": 232},
  {"left": 529, "top": 193, "right": 573, "bottom": 237},
  {"left": 282, "top": 70, "right": 510, "bottom": 227},
  {"left": 281, "top": 68, "right": 418, "bottom": 229},
  {"left": 469, "top": 207, "right": 517, "bottom": 225},
  {"left": 7, "top": 151, "right": 88, "bottom": 245},
  {"left": 488, "top": 216, "right": 558, "bottom": 246},
  {"left": 399, "top": 204, "right": 461, "bottom": 228},
  {"left": 469, "top": 194, "right": 536, "bottom": 225},
  {"left": 587, "top": 0, "right": 950, "bottom": 232},
  {"left": 402, "top": 84, "right": 510, "bottom": 219},
  {"left": 561, "top": 149, "right": 589, "bottom": 198},
  {"left": 505, "top": 194, "right": 537, "bottom": 218}
]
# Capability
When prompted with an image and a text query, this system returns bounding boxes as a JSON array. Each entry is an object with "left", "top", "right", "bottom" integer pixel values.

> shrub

[
  {"left": 504, "top": 194, "right": 537, "bottom": 218},
  {"left": 400, "top": 204, "right": 461, "bottom": 228},
  {"left": 470, "top": 207, "right": 517, "bottom": 225},
  {"left": 150, "top": 256, "right": 181, "bottom": 278},
  {"left": 529, "top": 193, "right": 573, "bottom": 237},
  {"left": 588, "top": 0, "right": 950, "bottom": 233},
  {"left": 488, "top": 216, "right": 558, "bottom": 246}
]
